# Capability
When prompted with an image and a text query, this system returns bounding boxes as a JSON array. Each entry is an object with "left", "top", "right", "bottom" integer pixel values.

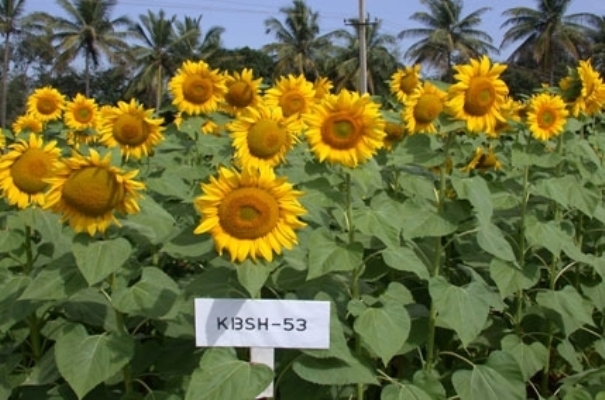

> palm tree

[
  {"left": 398, "top": 0, "right": 497, "bottom": 81},
  {"left": 0, "top": 0, "right": 26, "bottom": 128},
  {"left": 263, "top": 0, "right": 334, "bottom": 80},
  {"left": 127, "top": 11, "right": 200, "bottom": 110},
  {"left": 330, "top": 19, "right": 400, "bottom": 95},
  {"left": 590, "top": 16, "right": 605, "bottom": 75},
  {"left": 172, "top": 16, "right": 225, "bottom": 65},
  {"left": 29, "top": 0, "right": 132, "bottom": 96},
  {"left": 500, "top": 0, "right": 600, "bottom": 85}
]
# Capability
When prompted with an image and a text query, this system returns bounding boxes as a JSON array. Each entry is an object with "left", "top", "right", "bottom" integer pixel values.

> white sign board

[{"left": 194, "top": 298, "right": 330, "bottom": 349}]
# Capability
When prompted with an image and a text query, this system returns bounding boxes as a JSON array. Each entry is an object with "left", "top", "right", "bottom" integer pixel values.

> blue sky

[{"left": 26, "top": 0, "right": 604, "bottom": 62}]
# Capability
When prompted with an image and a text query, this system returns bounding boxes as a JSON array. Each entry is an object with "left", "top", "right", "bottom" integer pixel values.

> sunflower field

[{"left": 1, "top": 55, "right": 605, "bottom": 400}]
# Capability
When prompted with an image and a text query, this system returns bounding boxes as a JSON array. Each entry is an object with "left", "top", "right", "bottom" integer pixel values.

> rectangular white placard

[{"left": 194, "top": 298, "right": 330, "bottom": 349}]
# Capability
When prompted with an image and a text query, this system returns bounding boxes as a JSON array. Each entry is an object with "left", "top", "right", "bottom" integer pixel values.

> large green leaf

[
  {"left": 55, "top": 324, "right": 134, "bottom": 399},
  {"left": 349, "top": 158, "right": 384, "bottom": 198},
  {"left": 307, "top": 228, "right": 363, "bottom": 280},
  {"left": 122, "top": 196, "right": 176, "bottom": 244},
  {"left": 113, "top": 267, "right": 180, "bottom": 318},
  {"left": 0, "top": 276, "right": 38, "bottom": 332},
  {"left": 400, "top": 200, "right": 457, "bottom": 240},
  {"left": 524, "top": 216, "right": 570, "bottom": 257},
  {"left": 354, "top": 302, "right": 411, "bottom": 365},
  {"left": 501, "top": 335, "right": 548, "bottom": 380},
  {"left": 354, "top": 193, "right": 403, "bottom": 248},
  {"left": 235, "top": 260, "right": 277, "bottom": 298},
  {"left": 536, "top": 286, "right": 594, "bottom": 336},
  {"left": 429, "top": 277, "right": 491, "bottom": 347},
  {"left": 292, "top": 354, "right": 379, "bottom": 386},
  {"left": 381, "top": 383, "right": 433, "bottom": 400},
  {"left": 72, "top": 236, "right": 132, "bottom": 286},
  {"left": 185, "top": 348, "right": 273, "bottom": 400},
  {"left": 303, "top": 296, "right": 354, "bottom": 362},
  {"left": 382, "top": 245, "right": 430, "bottom": 280},
  {"left": 477, "top": 223, "right": 516, "bottom": 262},
  {"left": 391, "top": 134, "right": 444, "bottom": 167},
  {"left": 19, "top": 255, "right": 87, "bottom": 301},
  {"left": 489, "top": 259, "right": 540, "bottom": 299},
  {"left": 534, "top": 175, "right": 599, "bottom": 217},
  {"left": 451, "top": 175, "right": 493, "bottom": 223},
  {"left": 557, "top": 339, "right": 584, "bottom": 372},
  {"left": 452, "top": 351, "right": 525, "bottom": 400}
]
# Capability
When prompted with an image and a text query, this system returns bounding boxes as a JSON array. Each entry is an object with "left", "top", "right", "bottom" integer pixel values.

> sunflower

[
  {"left": 560, "top": 60, "right": 605, "bottom": 117},
  {"left": 221, "top": 68, "right": 262, "bottom": 115},
  {"left": 527, "top": 93, "right": 568, "bottom": 142},
  {"left": 389, "top": 65, "right": 421, "bottom": 102},
  {"left": 303, "top": 89, "right": 386, "bottom": 168},
  {"left": 228, "top": 102, "right": 302, "bottom": 169},
  {"left": 313, "top": 77, "right": 333, "bottom": 101},
  {"left": 193, "top": 166, "right": 307, "bottom": 263},
  {"left": 0, "top": 128, "right": 5, "bottom": 149},
  {"left": 168, "top": 60, "right": 227, "bottom": 116},
  {"left": 461, "top": 146, "right": 502, "bottom": 172},
  {"left": 402, "top": 82, "right": 447, "bottom": 134},
  {"left": 383, "top": 121, "right": 406, "bottom": 151},
  {"left": 66, "top": 130, "right": 99, "bottom": 149},
  {"left": 12, "top": 113, "right": 43, "bottom": 136},
  {"left": 43, "top": 149, "right": 145, "bottom": 235},
  {"left": 446, "top": 56, "right": 509, "bottom": 135},
  {"left": 264, "top": 74, "right": 315, "bottom": 118},
  {"left": 26, "top": 86, "right": 65, "bottom": 122},
  {"left": 493, "top": 96, "right": 523, "bottom": 137},
  {"left": 63, "top": 93, "right": 99, "bottom": 131},
  {"left": 98, "top": 99, "right": 165, "bottom": 160},
  {"left": 0, "top": 134, "right": 60, "bottom": 208}
]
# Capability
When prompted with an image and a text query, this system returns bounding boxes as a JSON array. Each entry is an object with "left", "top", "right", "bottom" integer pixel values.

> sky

[{"left": 24, "top": 0, "right": 605, "bottom": 63}]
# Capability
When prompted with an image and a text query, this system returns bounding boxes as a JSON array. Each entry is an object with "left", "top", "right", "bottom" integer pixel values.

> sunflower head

[
  {"left": 403, "top": 82, "right": 447, "bottom": 134},
  {"left": 563, "top": 60, "right": 605, "bottom": 117},
  {"left": 303, "top": 89, "right": 386, "bottom": 168},
  {"left": 168, "top": 60, "right": 227, "bottom": 116},
  {"left": 98, "top": 99, "right": 165, "bottom": 160},
  {"left": 493, "top": 96, "right": 523, "bottom": 137},
  {"left": 194, "top": 166, "right": 307, "bottom": 263},
  {"left": 264, "top": 74, "right": 316, "bottom": 118},
  {"left": 228, "top": 102, "right": 302, "bottom": 169},
  {"left": 43, "top": 149, "right": 145, "bottom": 235},
  {"left": 383, "top": 121, "right": 406, "bottom": 150},
  {"left": 390, "top": 65, "right": 421, "bottom": 102},
  {"left": 64, "top": 93, "right": 99, "bottom": 131},
  {"left": 461, "top": 146, "right": 502, "bottom": 172},
  {"left": 26, "top": 86, "right": 65, "bottom": 122},
  {"left": 12, "top": 113, "right": 44, "bottom": 136},
  {"left": 527, "top": 93, "right": 569, "bottom": 142},
  {"left": 222, "top": 68, "right": 262, "bottom": 115},
  {"left": 0, "top": 134, "right": 61, "bottom": 208},
  {"left": 0, "top": 128, "right": 5, "bottom": 149},
  {"left": 446, "top": 56, "right": 509, "bottom": 135},
  {"left": 313, "top": 77, "right": 334, "bottom": 101}
]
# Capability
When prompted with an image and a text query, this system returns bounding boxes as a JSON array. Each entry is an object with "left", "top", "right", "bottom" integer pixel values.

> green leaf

[
  {"left": 563, "top": 388, "right": 593, "bottom": 400},
  {"left": 382, "top": 245, "right": 430, "bottom": 280},
  {"left": 534, "top": 175, "right": 599, "bottom": 217},
  {"left": 511, "top": 141, "right": 562, "bottom": 168},
  {"left": 400, "top": 200, "right": 457, "bottom": 239},
  {"left": 72, "top": 236, "right": 132, "bottom": 286},
  {"left": 113, "top": 267, "right": 180, "bottom": 318},
  {"left": 582, "top": 282, "right": 605, "bottom": 310},
  {"left": 19, "top": 255, "right": 86, "bottom": 301},
  {"left": 235, "top": 260, "right": 276, "bottom": 298},
  {"left": 557, "top": 339, "right": 584, "bottom": 372},
  {"left": 525, "top": 216, "right": 570, "bottom": 257},
  {"left": 307, "top": 228, "right": 363, "bottom": 280},
  {"left": 62, "top": 288, "right": 118, "bottom": 332},
  {"left": 292, "top": 354, "right": 379, "bottom": 386},
  {"left": 55, "top": 325, "right": 134, "bottom": 399},
  {"left": 349, "top": 158, "right": 384, "bottom": 197},
  {"left": 451, "top": 175, "right": 493, "bottom": 223},
  {"left": 392, "top": 134, "right": 444, "bottom": 167},
  {"left": 380, "top": 282, "right": 414, "bottom": 306},
  {"left": 489, "top": 259, "right": 540, "bottom": 299},
  {"left": 185, "top": 348, "right": 273, "bottom": 400},
  {"left": 381, "top": 383, "right": 433, "bottom": 400},
  {"left": 303, "top": 296, "right": 354, "bottom": 362},
  {"left": 22, "top": 347, "right": 61, "bottom": 386},
  {"left": 354, "top": 302, "right": 411, "bottom": 365},
  {"left": 0, "top": 276, "right": 38, "bottom": 332},
  {"left": 19, "top": 207, "right": 72, "bottom": 256},
  {"left": 161, "top": 227, "right": 214, "bottom": 259},
  {"left": 501, "top": 335, "right": 548, "bottom": 380},
  {"left": 536, "top": 286, "right": 594, "bottom": 336},
  {"left": 477, "top": 223, "right": 516, "bottom": 262},
  {"left": 396, "top": 171, "right": 437, "bottom": 201},
  {"left": 451, "top": 351, "right": 525, "bottom": 400},
  {"left": 122, "top": 196, "right": 176, "bottom": 244},
  {"left": 429, "top": 277, "right": 491, "bottom": 347},
  {"left": 147, "top": 175, "right": 192, "bottom": 200},
  {"left": 354, "top": 193, "right": 403, "bottom": 248}
]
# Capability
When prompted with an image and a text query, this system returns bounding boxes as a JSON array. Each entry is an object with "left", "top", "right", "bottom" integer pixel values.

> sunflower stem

[
  {"left": 425, "top": 132, "right": 453, "bottom": 373},
  {"left": 344, "top": 172, "right": 364, "bottom": 400},
  {"left": 23, "top": 224, "right": 42, "bottom": 361},
  {"left": 110, "top": 273, "right": 134, "bottom": 395}
]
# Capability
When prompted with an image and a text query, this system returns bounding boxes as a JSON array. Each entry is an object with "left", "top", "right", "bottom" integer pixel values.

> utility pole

[{"left": 345, "top": 0, "right": 377, "bottom": 95}]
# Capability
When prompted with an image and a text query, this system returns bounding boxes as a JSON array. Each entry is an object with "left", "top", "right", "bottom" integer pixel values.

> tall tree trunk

[
  {"left": 1, "top": 31, "right": 10, "bottom": 129},
  {"left": 155, "top": 64, "right": 163, "bottom": 112}
]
